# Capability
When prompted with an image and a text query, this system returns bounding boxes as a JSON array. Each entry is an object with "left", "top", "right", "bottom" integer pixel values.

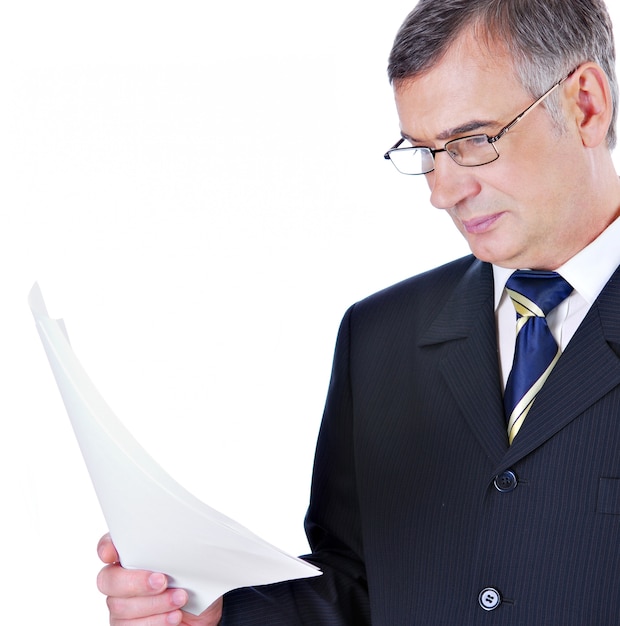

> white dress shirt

[{"left": 494, "top": 215, "right": 620, "bottom": 390}]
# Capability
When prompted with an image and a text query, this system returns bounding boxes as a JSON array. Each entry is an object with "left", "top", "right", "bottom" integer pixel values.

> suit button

[
  {"left": 478, "top": 587, "right": 502, "bottom": 611},
  {"left": 494, "top": 469, "right": 518, "bottom": 492}
]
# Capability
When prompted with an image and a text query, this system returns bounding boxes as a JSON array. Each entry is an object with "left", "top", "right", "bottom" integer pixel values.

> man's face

[{"left": 394, "top": 33, "right": 592, "bottom": 270}]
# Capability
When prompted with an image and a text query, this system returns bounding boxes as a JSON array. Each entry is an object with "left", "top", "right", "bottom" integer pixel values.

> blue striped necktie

[{"left": 503, "top": 270, "right": 573, "bottom": 444}]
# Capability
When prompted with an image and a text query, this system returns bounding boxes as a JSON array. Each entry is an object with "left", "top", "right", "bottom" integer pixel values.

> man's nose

[{"left": 427, "top": 153, "right": 482, "bottom": 210}]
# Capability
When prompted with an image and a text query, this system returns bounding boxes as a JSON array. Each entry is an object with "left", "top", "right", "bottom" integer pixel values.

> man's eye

[{"left": 464, "top": 135, "right": 489, "bottom": 147}]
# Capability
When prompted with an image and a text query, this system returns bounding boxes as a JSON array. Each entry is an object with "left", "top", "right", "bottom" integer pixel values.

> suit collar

[
  {"left": 419, "top": 258, "right": 495, "bottom": 347},
  {"left": 596, "top": 264, "right": 620, "bottom": 347}
]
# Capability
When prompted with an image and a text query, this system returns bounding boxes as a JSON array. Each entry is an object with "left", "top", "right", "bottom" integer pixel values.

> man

[{"left": 97, "top": 0, "right": 620, "bottom": 623}]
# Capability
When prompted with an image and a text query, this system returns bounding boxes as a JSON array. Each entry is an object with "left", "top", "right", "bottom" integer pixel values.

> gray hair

[{"left": 388, "top": 0, "right": 618, "bottom": 149}]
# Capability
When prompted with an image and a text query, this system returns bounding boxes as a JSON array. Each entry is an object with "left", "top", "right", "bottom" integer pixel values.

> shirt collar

[{"left": 493, "top": 214, "right": 620, "bottom": 310}]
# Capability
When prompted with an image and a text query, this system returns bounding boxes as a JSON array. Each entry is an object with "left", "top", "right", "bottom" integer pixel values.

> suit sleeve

[{"left": 221, "top": 307, "right": 370, "bottom": 624}]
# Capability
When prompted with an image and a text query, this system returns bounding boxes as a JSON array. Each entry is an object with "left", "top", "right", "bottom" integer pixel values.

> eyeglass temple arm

[
  {"left": 489, "top": 69, "right": 576, "bottom": 144},
  {"left": 384, "top": 137, "right": 405, "bottom": 159}
]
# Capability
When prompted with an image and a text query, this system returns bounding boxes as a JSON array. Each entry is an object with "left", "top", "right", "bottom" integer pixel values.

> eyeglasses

[{"left": 384, "top": 70, "right": 574, "bottom": 176}]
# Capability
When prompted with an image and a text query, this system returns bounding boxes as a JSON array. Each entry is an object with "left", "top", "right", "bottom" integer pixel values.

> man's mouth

[{"left": 460, "top": 212, "right": 505, "bottom": 234}]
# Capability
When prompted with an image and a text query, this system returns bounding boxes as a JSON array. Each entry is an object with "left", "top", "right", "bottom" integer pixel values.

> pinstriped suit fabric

[{"left": 222, "top": 256, "right": 620, "bottom": 625}]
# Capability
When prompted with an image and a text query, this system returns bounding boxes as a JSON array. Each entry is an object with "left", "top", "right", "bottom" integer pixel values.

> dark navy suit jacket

[{"left": 222, "top": 255, "right": 620, "bottom": 625}]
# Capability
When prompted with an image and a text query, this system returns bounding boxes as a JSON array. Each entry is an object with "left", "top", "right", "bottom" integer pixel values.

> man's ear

[{"left": 565, "top": 62, "right": 613, "bottom": 148}]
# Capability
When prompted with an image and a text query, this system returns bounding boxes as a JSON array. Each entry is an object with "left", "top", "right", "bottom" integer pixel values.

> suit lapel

[
  {"left": 502, "top": 265, "right": 620, "bottom": 466},
  {"left": 419, "top": 259, "right": 508, "bottom": 465}
]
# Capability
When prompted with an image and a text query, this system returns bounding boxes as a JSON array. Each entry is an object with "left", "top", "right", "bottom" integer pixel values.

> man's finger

[
  {"left": 97, "top": 533, "right": 120, "bottom": 564},
  {"left": 97, "top": 563, "right": 169, "bottom": 598}
]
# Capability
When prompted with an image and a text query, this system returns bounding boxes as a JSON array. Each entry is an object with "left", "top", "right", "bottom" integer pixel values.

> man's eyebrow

[{"left": 403, "top": 119, "right": 499, "bottom": 144}]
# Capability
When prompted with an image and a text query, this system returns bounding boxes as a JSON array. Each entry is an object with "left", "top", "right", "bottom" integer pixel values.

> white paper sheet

[{"left": 28, "top": 283, "right": 320, "bottom": 615}]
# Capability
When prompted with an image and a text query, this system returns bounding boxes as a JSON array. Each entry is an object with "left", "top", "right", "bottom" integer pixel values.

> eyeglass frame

[{"left": 383, "top": 68, "right": 576, "bottom": 175}]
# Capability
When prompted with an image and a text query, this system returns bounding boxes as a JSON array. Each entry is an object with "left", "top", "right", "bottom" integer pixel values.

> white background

[{"left": 2, "top": 2, "right": 619, "bottom": 623}]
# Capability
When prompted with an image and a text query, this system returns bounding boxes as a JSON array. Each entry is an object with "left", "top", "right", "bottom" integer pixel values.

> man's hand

[{"left": 97, "top": 533, "right": 224, "bottom": 626}]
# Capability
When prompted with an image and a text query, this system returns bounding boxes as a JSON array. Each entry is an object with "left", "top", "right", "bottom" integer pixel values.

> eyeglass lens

[{"left": 388, "top": 135, "right": 499, "bottom": 175}]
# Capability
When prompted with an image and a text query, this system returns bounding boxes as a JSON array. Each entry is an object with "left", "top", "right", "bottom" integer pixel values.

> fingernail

[
  {"left": 171, "top": 589, "right": 188, "bottom": 607},
  {"left": 166, "top": 611, "right": 183, "bottom": 625},
  {"left": 148, "top": 573, "right": 167, "bottom": 590}
]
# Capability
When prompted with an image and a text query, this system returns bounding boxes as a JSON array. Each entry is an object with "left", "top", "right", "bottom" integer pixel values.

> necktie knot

[{"left": 506, "top": 270, "right": 573, "bottom": 319}]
